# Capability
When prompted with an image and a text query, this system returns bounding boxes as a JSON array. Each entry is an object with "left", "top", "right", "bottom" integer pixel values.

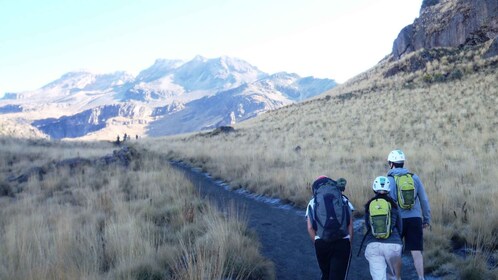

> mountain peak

[
  {"left": 136, "top": 59, "right": 183, "bottom": 82},
  {"left": 192, "top": 55, "right": 207, "bottom": 62},
  {"left": 42, "top": 71, "right": 94, "bottom": 90},
  {"left": 271, "top": 72, "right": 300, "bottom": 79},
  {"left": 152, "top": 58, "right": 184, "bottom": 66},
  {"left": 172, "top": 56, "right": 267, "bottom": 92}
]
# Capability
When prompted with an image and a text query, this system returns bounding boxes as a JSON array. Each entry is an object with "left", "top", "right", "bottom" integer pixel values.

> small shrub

[
  {"left": 448, "top": 68, "right": 463, "bottom": 80},
  {"left": 433, "top": 73, "right": 446, "bottom": 83},
  {"left": 423, "top": 73, "right": 433, "bottom": 83},
  {"left": 114, "top": 260, "right": 166, "bottom": 280},
  {"left": 0, "top": 182, "right": 13, "bottom": 197},
  {"left": 424, "top": 248, "right": 456, "bottom": 276}
]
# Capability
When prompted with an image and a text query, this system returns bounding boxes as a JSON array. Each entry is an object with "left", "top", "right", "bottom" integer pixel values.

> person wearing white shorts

[
  {"left": 363, "top": 176, "right": 403, "bottom": 280},
  {"left": 365, "top": 242, "right": 403, "bottom": 280}
]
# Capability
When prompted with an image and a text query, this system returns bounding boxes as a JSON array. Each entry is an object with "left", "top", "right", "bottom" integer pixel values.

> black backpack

[{"left": 312, "top": 177, "right": 350, "bottom": 241}]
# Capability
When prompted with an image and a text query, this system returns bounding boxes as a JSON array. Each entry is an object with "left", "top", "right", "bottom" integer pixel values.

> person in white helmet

[
  {"left": 386, "top": 150, "right": 431, "bottom": 280},
  {"left": 363, "top": 176, "right": 403, "bottom": 280}
]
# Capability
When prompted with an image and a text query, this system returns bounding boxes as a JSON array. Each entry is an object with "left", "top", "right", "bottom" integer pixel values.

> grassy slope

[{"left": 146, "top": 44, "right": 498, "bottom": 278}]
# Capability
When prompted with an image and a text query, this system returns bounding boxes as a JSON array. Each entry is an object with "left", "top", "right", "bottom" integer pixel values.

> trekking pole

[{"left": 356, "top": 230, "right": 369, "bottom": 257}]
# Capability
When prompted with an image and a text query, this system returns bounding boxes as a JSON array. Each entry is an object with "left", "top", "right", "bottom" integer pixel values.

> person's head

[
  {"left": 372, "top": 176, "right": 390, "bottom": 194},
  {"left": 387, "top": 149, "right": 405, "bottom": 169}
]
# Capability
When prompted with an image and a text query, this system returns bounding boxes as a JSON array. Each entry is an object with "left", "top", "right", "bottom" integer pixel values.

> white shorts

[{"left": 365, "top": 242, "right": 402, "bottom": 280}]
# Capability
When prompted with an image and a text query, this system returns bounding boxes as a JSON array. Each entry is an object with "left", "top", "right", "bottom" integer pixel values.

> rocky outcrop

[
  {"left": 204, "top": 126, "right": 236, "bottom": 137},
  {"left": 484, "top": 36, "right": 498, "bottom": 58},
  {"left": 0, "top": 105, "right": 22, "bottom": 114},
  {"left": 32, "top": 103, "right": 150, "bottom": 139},
  {"left": 393, "top": 0, "right": 498, "bottom": 59}
]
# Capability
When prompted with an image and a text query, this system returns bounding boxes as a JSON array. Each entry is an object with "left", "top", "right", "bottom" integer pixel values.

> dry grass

[
  {"left": 144, "top": 45, "right": 498, "bottom": 277},
  {"left": 0, "top": 139, "right": 273, "bottom": 280}
]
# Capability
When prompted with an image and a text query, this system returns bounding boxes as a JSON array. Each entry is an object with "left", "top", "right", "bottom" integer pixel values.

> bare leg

[{"left": 411, "top": 250, "right": 424, "bottom": 279}]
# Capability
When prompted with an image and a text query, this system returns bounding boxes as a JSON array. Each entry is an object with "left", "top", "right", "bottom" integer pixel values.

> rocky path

[{"left": 173, "top": 163, "right": 422, "bottom": 279}]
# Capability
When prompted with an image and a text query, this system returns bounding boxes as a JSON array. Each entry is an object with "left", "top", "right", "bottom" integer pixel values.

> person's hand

[{"left": 423, "top": 223, "right": 431, "bottom": 230}]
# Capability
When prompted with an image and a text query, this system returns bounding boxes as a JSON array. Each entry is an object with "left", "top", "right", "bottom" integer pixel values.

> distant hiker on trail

[
  {"left": 360, "top": 176, "right": 403, "bottom": 280},
  {"left": 306, "top": 176, "right": 353, "bottom": 280},
  {"left": 386, "top": 150, "right": 431, "bottom": 280}
]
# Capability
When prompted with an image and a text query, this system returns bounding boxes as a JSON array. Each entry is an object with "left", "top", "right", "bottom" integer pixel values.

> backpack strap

[
  {"left": 341, "top": 194, "right": 354, "bottom": 212},
  {"left": 309, "top": 203, "right": 317, "bottom": 230}
]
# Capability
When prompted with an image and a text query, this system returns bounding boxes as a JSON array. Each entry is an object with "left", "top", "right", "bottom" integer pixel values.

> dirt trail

[{"left": 173, "top": 163, "right": 421, "bottom": 279}]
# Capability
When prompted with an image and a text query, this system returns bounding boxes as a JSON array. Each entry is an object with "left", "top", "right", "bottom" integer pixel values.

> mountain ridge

[{"left": 0, "top": 56, "right": 336, "bottom": 139}]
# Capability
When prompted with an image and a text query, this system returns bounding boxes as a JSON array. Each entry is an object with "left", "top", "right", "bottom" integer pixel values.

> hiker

[
  {"left": 306, "top": 176, "right": 353, "bottom": 280},
  {"left": 386, "top": 150, "right": 431, "bottom": 280},
  {"left": 362, "top": 176, "right": 403, "bottom": 280}
]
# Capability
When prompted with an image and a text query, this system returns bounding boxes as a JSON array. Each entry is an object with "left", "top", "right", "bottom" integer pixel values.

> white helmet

[
  {"left": 372, "top": 176, "right": 390, "bottom": 192},
  {"left": 387, "top": 150, "right": 406, "bottom": 163}
]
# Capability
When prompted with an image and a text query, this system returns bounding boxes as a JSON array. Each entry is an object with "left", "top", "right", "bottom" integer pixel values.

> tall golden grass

[
  {"left": 0, "top": 139, "right": 274, "bottom": 280},
  {"left": 145, "top": 46, "right": 498, "bottom": 278}
]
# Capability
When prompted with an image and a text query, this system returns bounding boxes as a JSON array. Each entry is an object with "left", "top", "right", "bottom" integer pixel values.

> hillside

[{"left": 144, "top": 1, "right": 498, "bottom": 278}]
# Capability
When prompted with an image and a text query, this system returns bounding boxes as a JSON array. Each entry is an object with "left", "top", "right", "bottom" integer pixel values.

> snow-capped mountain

[
  {"left": 123, "top": 56, "right": 268, "bottom": 102},
  {"left": 172, "top": 55, "right": 268, "bottom": 92},
  {"left": 0, "top": 56, "right": 336, "bottom": 140},
  {"left": 135, "top": 59, "right": 184, "bottom": 83},
  {"left": 8, "top": 71, "right": 134, "bottom": 102}
]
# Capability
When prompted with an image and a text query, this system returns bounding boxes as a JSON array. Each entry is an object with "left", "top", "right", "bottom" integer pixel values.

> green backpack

[
  {"left": 369, "top": 198, "right": 392, "bottom": 239},
  {"left": 392, "top": 173, "right": 416, "bottom": 209}
]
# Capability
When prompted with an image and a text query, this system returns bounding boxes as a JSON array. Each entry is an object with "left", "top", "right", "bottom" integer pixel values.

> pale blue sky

[{"left": 0, "top": 0, "right": 422, "bottom": 97}]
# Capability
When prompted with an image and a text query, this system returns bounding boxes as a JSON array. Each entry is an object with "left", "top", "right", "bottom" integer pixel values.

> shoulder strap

[
  {"left": 312, "top": 195, "right": 317, "bottom": 222},
  {"left": 308, "top": 204, "right": 317, "bottom": 230}
]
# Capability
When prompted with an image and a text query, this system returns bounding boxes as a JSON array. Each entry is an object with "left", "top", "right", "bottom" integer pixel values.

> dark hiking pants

[{"left": 314, "top": 238, "right": 351, "bottom": 280}]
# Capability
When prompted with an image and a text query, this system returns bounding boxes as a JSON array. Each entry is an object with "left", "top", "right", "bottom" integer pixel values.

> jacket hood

[{"left": 387, "top": 168, "right": 410, "bottom": 176}]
